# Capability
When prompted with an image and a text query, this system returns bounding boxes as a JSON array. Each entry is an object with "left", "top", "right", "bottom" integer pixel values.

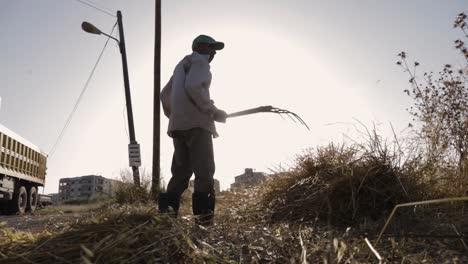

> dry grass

[
  {"left": 260, "top": 123, "right": 467, "bottom": 226},
  {"left": 0, "top": 127, "right": 466, "bottom": 263},
  {"left": 114, "top": 168, "right": 154, "bottom": 204},
  {"left": 0, "top": 204, "right": 221, "bottom": 264},
  {"left": 36, "top": 202, "right": 107, "bottom": 215},
  {"left": 202, "top": 187, "right": 467, "bottom": 263},
  {"left": 0, "top": 191, "right": 466, "bottom": 263},
  {"left": 261, "top": 143, "right": 426, "bottom": 225}
]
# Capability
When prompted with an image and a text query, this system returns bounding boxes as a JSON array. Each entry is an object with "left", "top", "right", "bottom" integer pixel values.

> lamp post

[{"left": 82, "top": 11, "right": 141, "bottom": 187}]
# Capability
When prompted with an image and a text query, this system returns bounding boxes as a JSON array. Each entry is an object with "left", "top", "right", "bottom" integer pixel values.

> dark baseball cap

[{"left": 192, "top": 35, "right": 225, "bottom": 50}]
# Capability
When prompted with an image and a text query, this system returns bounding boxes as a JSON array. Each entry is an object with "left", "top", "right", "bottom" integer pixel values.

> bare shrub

[{"left": 397, "top": 12, "right": 468, "bottom": 193}]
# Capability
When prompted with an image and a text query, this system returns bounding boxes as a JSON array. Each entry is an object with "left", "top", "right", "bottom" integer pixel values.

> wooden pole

[{"left": 152, "top": 0, "right": 161, "bottom": 200}]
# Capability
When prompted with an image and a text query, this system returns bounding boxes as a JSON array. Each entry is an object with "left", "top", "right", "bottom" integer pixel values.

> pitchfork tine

[
  {"left": 273, "top": 107, "right": 309, "bottom": 129},
  {"left": 227, "top": 105, "right": 309, "bottom": 130},
  {"left": 285, "top": 108, "right": 309, "bottom": 130},
  {"left": 274, "top": 111, "right": 284, "bottom": 120},
  {"left": 293, "top": 113, "right": 310, "bottom": 130},
  {"left": 273, "top": 108, "right": 289, "bottom": 121},
  {"left": 286, "top": 112, "right": 298, "bottom": 123}
]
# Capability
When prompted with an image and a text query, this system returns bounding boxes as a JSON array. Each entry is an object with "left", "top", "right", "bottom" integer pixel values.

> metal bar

[
  {"left": 0, "top": 133, "right": 3, "bottom": 168},
  {"left": 366, "top": 196, "right": 468, "bottom": 261},
  {"left": 378, "top": 234, "right": 466, "bottom": 239},
  {"left": 100, "top": 31, "right": 119, "bottom": 43},
  {"left": 13, "top": 140, "right": 18, "bottom": 172},
  {"left": 375, "top": 196, "right": 468, "bottom": 245}
]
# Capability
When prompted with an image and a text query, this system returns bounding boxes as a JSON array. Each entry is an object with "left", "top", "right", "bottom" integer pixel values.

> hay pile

[
  {"left": 0, "top": 191, "right": 466, "bottom": 263},
  {"left": 0, "top": 134, "right": 466, "bottom": 263},
  {"left": 0, "top": 205, "right": 219, "bottom": 264},
  {"left": 261, "top": 143, "right": 430, "bottom": 225}
]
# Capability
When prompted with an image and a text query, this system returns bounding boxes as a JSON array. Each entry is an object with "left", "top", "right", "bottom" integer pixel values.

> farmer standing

[{"left": 159, "top": 35, "right": 227, "bottom": 226}]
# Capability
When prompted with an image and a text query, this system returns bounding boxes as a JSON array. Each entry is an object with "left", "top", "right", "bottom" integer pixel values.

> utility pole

[
  {"left": 81, "top": 11, "right": 141, "bottom": 187},
  {"left": 152, "top": 0, "right": 161, "bottom": 199},
  {"left": 117, "top": 11, "right": 141, "bottom": 187}
]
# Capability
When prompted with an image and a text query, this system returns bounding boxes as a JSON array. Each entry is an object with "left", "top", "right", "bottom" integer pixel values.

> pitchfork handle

[{"left": 226, "top": 106, "right": 273, "bottom": 118}]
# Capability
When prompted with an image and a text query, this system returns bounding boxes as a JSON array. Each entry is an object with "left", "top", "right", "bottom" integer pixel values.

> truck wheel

[
  {"left": 28, "top": 186, "right": 38, "bottom": 212},
  {"left": 12, "top": 186, "right": 28, "bottom": 214}
]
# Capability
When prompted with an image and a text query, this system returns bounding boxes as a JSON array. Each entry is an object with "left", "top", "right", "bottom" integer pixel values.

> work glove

[{"left": 213, "top": 109, "right": 227, "bottom": 123}]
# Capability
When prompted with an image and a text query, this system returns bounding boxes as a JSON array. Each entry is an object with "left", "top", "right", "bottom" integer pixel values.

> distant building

[
  {"left": 58, "top": 175, "right": 120, "bottom": 202},
  {"left": 231, "top": 168, "right": 266, "bottom": 190}
]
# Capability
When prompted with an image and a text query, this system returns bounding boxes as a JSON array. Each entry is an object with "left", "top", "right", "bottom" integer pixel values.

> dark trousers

[{"left": 166, "top": 128, "right": 215, "bottom": 196}]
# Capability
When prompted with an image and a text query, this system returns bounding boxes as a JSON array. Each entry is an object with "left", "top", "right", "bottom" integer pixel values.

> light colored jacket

[{"left": 161, "top": 52, "right": 219, "bottom": 137}]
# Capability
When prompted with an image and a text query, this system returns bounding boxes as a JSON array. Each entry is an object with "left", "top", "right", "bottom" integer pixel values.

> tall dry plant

[
  {"left": 396, "top": 12, "right": 468, "bottom": 190},
  {"left": 260, "top": 124, "right": 434, "bottom": 226},
  {"left": 115, "top": 168, "right": 153, "bottom": 204}
]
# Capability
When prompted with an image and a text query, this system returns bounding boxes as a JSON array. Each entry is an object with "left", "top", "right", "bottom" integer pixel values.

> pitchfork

[{"left": 227, "top": 106, "right": 310, "bottom": 130}]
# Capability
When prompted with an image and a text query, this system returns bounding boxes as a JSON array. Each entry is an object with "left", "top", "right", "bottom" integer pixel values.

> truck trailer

[{"left": 0, "top": 123, "right": 47, "bottom": 214}]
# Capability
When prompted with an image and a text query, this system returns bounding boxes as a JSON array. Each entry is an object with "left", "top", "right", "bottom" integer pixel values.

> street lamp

[
  {"left": 81, "top": 21, "right": 102, "bottom": 35},
  {"left": 82, "top": 11, "right": 141, "bottom": 187}
]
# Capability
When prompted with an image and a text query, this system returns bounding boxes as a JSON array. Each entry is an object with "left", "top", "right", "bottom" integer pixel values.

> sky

[{"left": 1, "top": 0, "right": 466, "bottom": 193}]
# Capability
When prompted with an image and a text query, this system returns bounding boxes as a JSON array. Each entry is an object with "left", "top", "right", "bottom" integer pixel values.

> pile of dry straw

[{"left": 1, "top": 131, "right": 466, "bottom": 263}]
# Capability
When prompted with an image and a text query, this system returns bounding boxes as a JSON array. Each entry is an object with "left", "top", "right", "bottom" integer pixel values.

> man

[{"left": 159, "top": 35, "right": 227, "bottom": 226}]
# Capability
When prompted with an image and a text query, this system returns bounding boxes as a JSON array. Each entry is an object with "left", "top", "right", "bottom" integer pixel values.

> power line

[
  {"left": 74, "top": 0, "right": 116, "bottom": 17},
  {"left": 81, "top": 0, "right": 115, "bottom": 14},
  {"left": 49, "top": 21, "right": 118, "bottom": 158},
  {"left": 75, "top": 0, "right": 115, "bottom": 17}
]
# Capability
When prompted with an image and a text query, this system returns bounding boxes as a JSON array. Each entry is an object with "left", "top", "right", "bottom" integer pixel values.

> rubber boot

[
  {"left": 192, "top": 192, "right": 215, "bottom": 226},
  {"left": 158, "top": 192, "right": 180, "bottom": 217}
]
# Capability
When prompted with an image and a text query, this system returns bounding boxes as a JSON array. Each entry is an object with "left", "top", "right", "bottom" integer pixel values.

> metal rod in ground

[
  {"left": 375, "top": 196, "right": 468, "bottom": 246},
  {"left": 366, "top": 196, "right": 468, "bottom": 261}
]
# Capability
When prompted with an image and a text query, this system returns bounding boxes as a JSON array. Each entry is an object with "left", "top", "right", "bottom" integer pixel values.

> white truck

[{"left": 0, "top": 123, "right": 47, "bottom": 214}]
